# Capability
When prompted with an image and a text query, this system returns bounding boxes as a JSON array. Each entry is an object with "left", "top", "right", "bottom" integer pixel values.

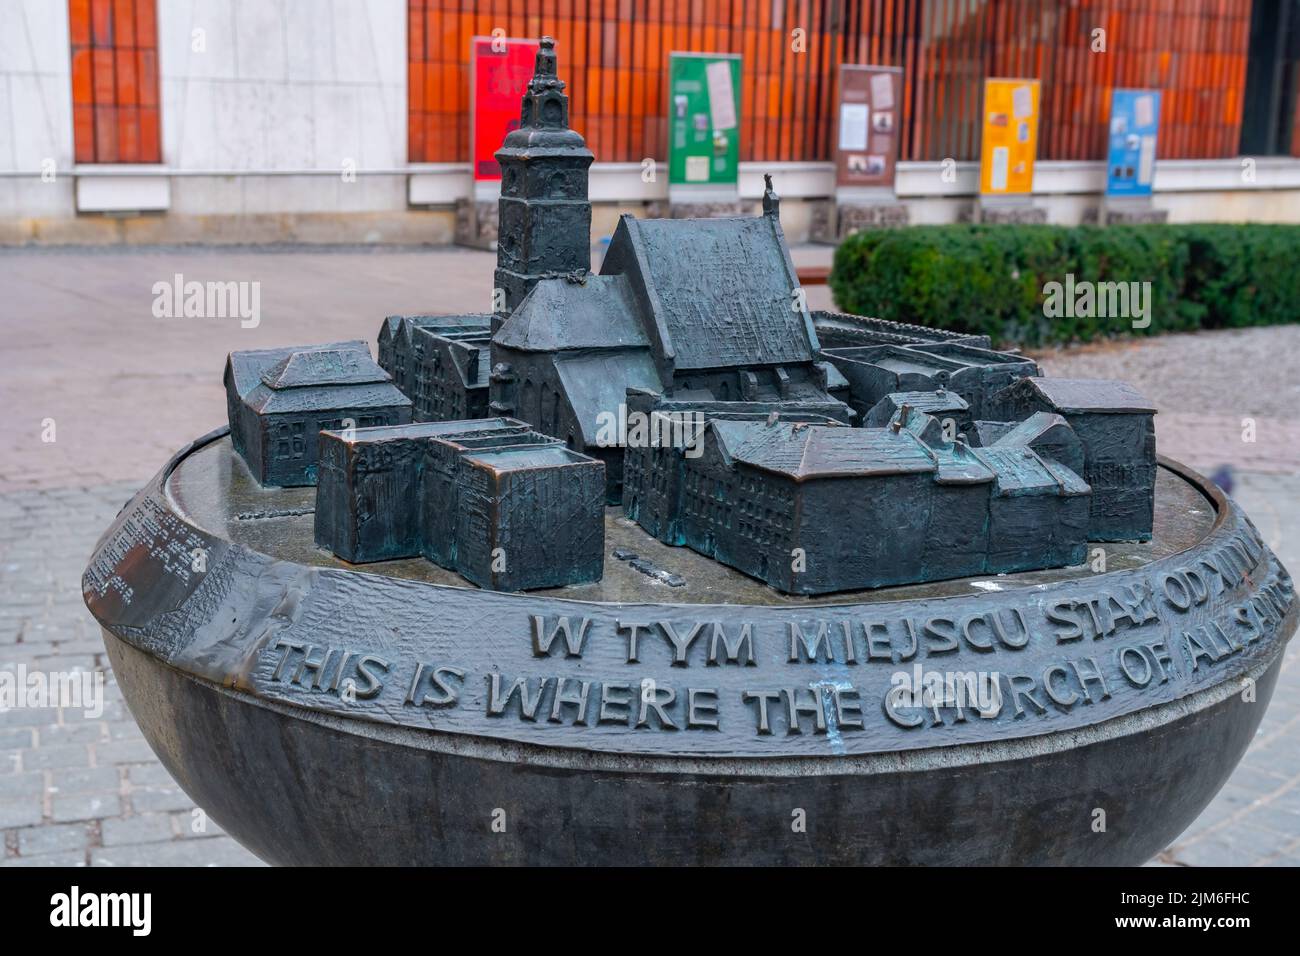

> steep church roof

[
  {"left": 600, "top": 211, "right": 819, "bottom": 374},
  {"left": 495, "top": 274, "right": 648, "bottom": 351}
]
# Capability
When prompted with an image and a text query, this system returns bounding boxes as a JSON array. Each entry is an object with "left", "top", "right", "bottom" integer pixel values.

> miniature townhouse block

[
  {"left": 418, "top": 423, "right": 550, "bottom": 568},
  {"left": 225, "top": 343, "right": 411, "bottom": 487},
  {"left": 312, "top": 417, "right": 605, "bottom": 591},
  {"left": 970, "top": 445, "right": 1091, "bottom": 571},
  {"left": 452, "top": 444, "right": 606, "bottom": 591},
  {"left": 624, "top": 404, "right": 1091, "bottom": 595},
  {"left": 863, "top": 389, "right": 970, "bottom": 429},
  {"left": 314, "top": 419, "right": 528, "bottom": 564},
  {"left": 990, "top": 378, "right": 1157, "bottom": 541},
  {"left": 821, "top": 345, "right": 975, "bottom": 421},
  {"left": 377, "top": 314, "right": 493, "bottom": 422},
  {"left": 620, "top": 390, "right": 842, "bottom": 547},
  {"left": 907, "top": 343, "right": 1040, "bottom": 417}
]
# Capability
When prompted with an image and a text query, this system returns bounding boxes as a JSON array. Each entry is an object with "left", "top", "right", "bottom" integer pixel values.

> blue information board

[{"left": 1106, "top": 89, "right": 1161, "bottom": 197}]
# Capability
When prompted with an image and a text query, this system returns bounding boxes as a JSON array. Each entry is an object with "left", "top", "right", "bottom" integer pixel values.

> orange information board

[{"left": 979, "top": 79, "right": 1040, "bottom": 196}]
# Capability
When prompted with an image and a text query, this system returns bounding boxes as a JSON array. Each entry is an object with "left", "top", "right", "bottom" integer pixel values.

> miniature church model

[{"left": 224, "top": 36, "right": 1158, "bottom": 595}]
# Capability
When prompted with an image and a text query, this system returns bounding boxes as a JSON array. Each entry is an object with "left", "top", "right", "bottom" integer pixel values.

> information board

[
  {"left": 667, "top": 52, "right": 742, "bottom": 187},
  {"left": 979, "top": 78, "right": 1040, "bottom": 196},
  {"left": 470, "top": 36, "right": 540, "bottom": 181},
  {"left": 833, "top": 65, "right": 903, "bottom": 189},
  {"left": 1106, "top": 89, "right": 1161, "bottom": 196}
]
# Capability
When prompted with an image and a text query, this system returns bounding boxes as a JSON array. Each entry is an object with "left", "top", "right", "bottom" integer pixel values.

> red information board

[{"left": 470, "top": 37, "right": 540, "bottom": 181}]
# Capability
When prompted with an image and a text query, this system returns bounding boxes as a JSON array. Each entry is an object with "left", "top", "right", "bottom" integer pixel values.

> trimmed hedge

[{"left": 828, "top": 223, "right": 1300, "bottom": 347}]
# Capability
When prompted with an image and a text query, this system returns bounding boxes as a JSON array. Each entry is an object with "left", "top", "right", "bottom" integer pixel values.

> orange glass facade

[
  {"left": 69, "top": 0, "right": 162, "bottom": 164},
  {"left": 408, "top": 0, "right": 1258, "bottom": 165}
]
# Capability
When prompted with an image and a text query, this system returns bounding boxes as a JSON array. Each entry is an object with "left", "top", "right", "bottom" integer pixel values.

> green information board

[{"left": 668, "top": 52, "right": 741, "bottom": 187}]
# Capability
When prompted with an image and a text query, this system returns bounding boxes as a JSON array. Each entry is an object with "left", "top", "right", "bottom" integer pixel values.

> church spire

[
  {"left": 492, "top": 37, "right": 594, "bottom": 331},
  {"left": 762, "top": 173, "right": 780, "bottom": 218}
]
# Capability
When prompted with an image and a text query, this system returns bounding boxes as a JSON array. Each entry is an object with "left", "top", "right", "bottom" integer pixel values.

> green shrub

[{"left": 828, "top": 223, "right": 1300, "bottom": 347}]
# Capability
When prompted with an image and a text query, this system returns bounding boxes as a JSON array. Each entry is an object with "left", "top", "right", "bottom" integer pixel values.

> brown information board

[{"left": 833, "top": 64, "right": 903, "bottom": 189}]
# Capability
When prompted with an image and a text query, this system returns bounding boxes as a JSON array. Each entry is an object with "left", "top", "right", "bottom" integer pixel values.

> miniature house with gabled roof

[
  {"left": 989, "top": 377, "right": 1157, "bottom": 541},
  {"left": 224, "top": 341, "right": 411, "bottom": 487}
]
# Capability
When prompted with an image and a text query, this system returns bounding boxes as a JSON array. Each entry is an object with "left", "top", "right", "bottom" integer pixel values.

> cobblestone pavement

[
  {"left": 1035, "top": 327, "right": 1300, "bottom": 477},
  {"left": 0, "top": 247, "right": 1296, "bottom": 866}
]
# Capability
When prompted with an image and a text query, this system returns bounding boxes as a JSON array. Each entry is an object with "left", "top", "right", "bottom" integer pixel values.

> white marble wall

[
  {"left": 0, "top": 0, "right": 75, "bottom": 216},
  {"left": 158, "top": 0, "right": 408, "bottom": 214},
  {"left": 0, "top": 0, "right": 409, "bottom": 221}
]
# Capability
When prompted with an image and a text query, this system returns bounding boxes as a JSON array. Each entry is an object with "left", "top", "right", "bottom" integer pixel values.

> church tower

[{"left": 493, "top": 37, "right": 594, "bottom": 331}]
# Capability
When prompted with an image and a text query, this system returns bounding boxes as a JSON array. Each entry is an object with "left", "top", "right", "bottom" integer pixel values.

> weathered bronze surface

[
  {"left": 84, "top": 430, "right": 1295, "bottom": 864},
  {"left": 83, "top": 36, "right": 1295, "bottom": 865}
]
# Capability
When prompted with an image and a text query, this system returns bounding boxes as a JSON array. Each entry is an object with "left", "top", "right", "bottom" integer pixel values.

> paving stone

[
  {"left": 92, "top": 739, "right": 156, "bottom": 765},
  {"left": 0, "top": 850, "right": 87, "bottom": 867},
  {"left": 48, "top": 766, "right": 120, "bottom": 794},
  {"left": 127, "top": 763, "right": 179, "bottom": 788},
  {"left": 174, "top": 809, "right": 226, "bottom": 839},
  {"left": 0, "top": 707, "right": 59, "bottom": 728},
  {"left": 101, "top": 814, "right": 174, "bottom": 847},
  {"left": 0, "top": 728, "right": 34, "bottom": 749},
  {"left": 105, "top": 719, "right": 145, "bottom": 741},
  {"left": 91, "top": 836, "right": 266, "bottom": 867},
  {"left": 129, "top": 788, "right": 195, "bottom": 814},
  {"left": 50, "top": 792, "right": 121, "bottom": 823},
  {"left": 0, "top": 771, "right": 44, "bottom": 799},
  {"left": 0, "top": 796, "right": 43, "bottom": 828},
  {"left": 15, "top": 822, "right": 91, "bottom": 857},
  {"left": 21, "top": 743, "right": 89, "bottom": 771},
  {"left": 36, "top": 722, "right": 105, "bottom": 746}
]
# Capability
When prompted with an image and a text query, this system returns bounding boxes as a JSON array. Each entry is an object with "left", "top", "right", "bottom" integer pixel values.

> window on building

[
  {"left": 1241, "top": 0, "right": 1300, "bottom": 155},
  {"left": 69, "top": 0, "right": 162, "bottom": 163}
]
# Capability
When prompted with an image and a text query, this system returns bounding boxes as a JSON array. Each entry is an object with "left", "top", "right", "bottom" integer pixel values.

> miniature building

[
  {"left": 493, "top": 36, "right": 594, "bottom": 327},
  {"left": 967, "top": 411, "right": 1086, "bottom": 479},
  {"left": 908, "top": 343, "right": 1040, "bottom": 415},
  {"left": 812, "top": 310, "right": 992, "bottom": 350},
  {"left": 490, "top": 180, "right": 853, "bottom": 501},
  {"left": 989, "top": 377, "right": 1157, "bottom": 541},
  {"left": 454, "top": 442, "right": 606, "bottom": 591},
  {"left": 315, "top": 419, "right": 529, "bottom": 563},
  {"left": 863, "top": 389, "right": 970, "bottom": 429},
  {"left": 314, "top": 418, "right": 604, "bottom": 591},
  {"left": 377, "top": 314, "right": 492, "bottom": 422},
  {"left": 626, "top": 406, "right": 1089, "bottom": 594},
  {"left": 224, "top": 342, "right": 411, "bottom": 487},
  {"left": 822, "top": 343, "right": 1038, "bottom": 421},
  {"left": 620, "top": 390, "right": 843, "bottom": 547}
]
